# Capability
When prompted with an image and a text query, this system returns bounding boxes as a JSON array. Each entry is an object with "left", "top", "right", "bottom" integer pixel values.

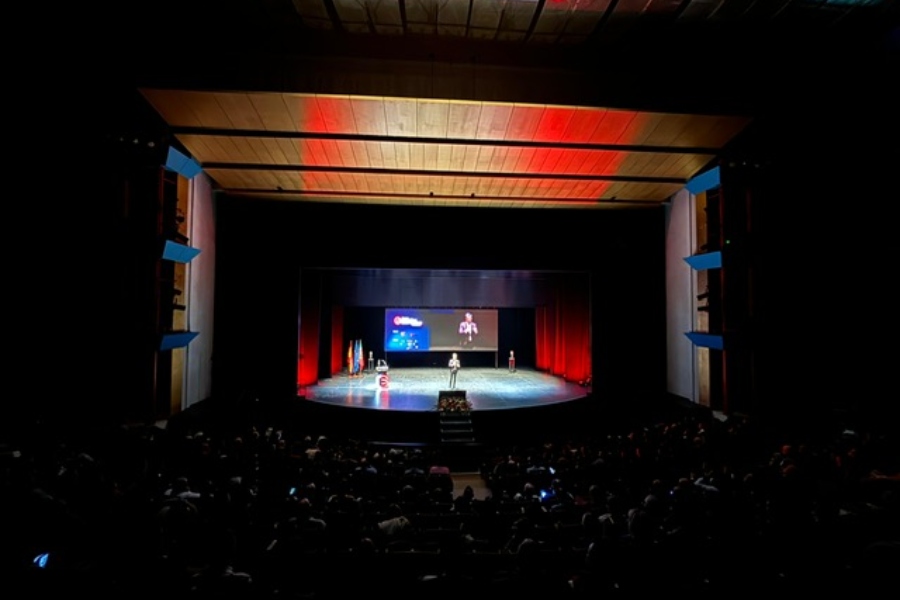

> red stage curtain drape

[
  {"left": 297, "top": 271, "right": 322, "bottom": 387},
  {"left": 331, "top": 305, "right": 344, "bottom": 376},
  {"left": 534, "top": 274, "right": 591, "bottom": 383}
]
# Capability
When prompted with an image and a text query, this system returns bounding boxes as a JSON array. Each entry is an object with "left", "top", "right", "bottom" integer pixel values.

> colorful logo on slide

[{"left": 393, "top": 315, "right": 424, "bottom": 327}]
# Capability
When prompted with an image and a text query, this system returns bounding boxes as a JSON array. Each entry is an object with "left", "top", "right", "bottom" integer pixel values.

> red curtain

[
  {"left": 535, "top": 305, "right": 554, "bottom": 373},
  {"left": 331, "top": 305, "right": 344, "bottom": 376},
  {"left": 297, "top": 272, "right": 322, "bottom": 387},
  {"left": 534, "top": 274, "right": 591, "bottom": 383}
]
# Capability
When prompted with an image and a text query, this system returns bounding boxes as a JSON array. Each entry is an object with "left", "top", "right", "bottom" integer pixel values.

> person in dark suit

[{"left": 448, "top": 352, "right": 461, "bottom": 388}]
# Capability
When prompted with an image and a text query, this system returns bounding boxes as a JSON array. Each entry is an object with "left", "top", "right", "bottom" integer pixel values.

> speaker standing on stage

[{"left": 448, "top": 352, "right": 461, "bottom": 388}]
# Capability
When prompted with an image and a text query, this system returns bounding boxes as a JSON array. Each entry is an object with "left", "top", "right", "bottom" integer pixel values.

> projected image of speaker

[{"left": 384, "top": 308, "right": 498, "bottom": 352}]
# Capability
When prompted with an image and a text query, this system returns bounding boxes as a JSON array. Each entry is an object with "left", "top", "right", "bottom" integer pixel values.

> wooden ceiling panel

[
  {"left": 647, "top": 151, "right": 691, "bottom": 179},
  {"left": 119, "top": 0, "right": 893, "bottom": 209},
  {"left": 224, "top": 137, "right": 264, "bottom": 165},
  {"left": 309, "top": 95, "right": 356, "bottom": 135},
  {"left": 142, "top": 89, "right": 202, "bottom": 128},
  {"left": 509, "top": 147, "right": 533, "bottom": 173},
  {"left": 316, "top": 171, "right": 341, "bottom": 192},
  {"left": 533, "top": 107, "right": 578, "bottom": 143},
  {"left": 578, "top": 149, "right": 618, "bottom": 175},
  {"left": 670, "top": 153, "right": 717, "bottom": 179},
  {"left": 475, "top": 103, "right": 515, "bottom": 140},
  {"left": 451, "top": 174, "right": 467, "bottom": 197},
  {"left": 409, "top": 142, "right": 426, "bottom": 168},
  {"left": 214, "top": 93, "right": 266, "bottom": 131},
  {"left": 512, "top": 177, "right": 535, "bottom": 198},
  {"left": 619, "top": 149, "right": 661, "bottom": 177},
  {"left": 527, "top": 147, "right": 553, "bottom": 173},
  {"left": 560, "top": 108, "right": 607, "bottom": 143},
  {"left": 563, "top": 150, "right": 592, "bottom": 175},
  {"left": 640, "top": 113, "right": 698, "bottom": 146},
  {"left": 349, "top": 97, "right": 388, "bottom": 136},
  {"left": 416, "top": 100, "right": 451, "bottom": 138},
  {"left": 384, "top": 97, "right": 419, "bottom": 136},
  {"left": 486, "top": 146, "right": 508, "bottom": 172},
  {"left": 273, "top": 138, "right": 300, "bottom": 166},
  {"left": 297, "top": 139, "right": 325, "bottom": 167},
  {"left": 393, "top": 141, "right": 412, "bottom": 169},
  {"left": 366, "top": 141, "right": 385, "bottom": 170},
  {"left": 498, "top": 147, "right": 523, "bottom": 173},
  {"left": 324, "top": 139, "right": 349, "bottom": 168},
  {"left": 590, "top": 110, "right": 640, "bottom": 144},
  {"left": 147, "top": 82, "right": 751, "bottom": 206},
  {"left": 474, "top": 146, "right": 496, "bottom": 172},
  {"left": 203, "top": 168, "right": 243, "bottom": 189},
  {"left": 201, "top": 136, "right": 237, "bottom": 165},
  {"left": 581, "top": 180, "right": 609, "bottom": 200},
  {"left": 421, "top": 143, "right": 439, "bottom": 170},
  {"left": 446, "top": 102, "right": 482, "bottom": 140},
  {"left": 332, "top": 139, "right": 358, "bottom": 169},
  {"left": 441, "top": 144, "right": 462, "bottom": 171},
  {"left": 621, "top": 112, "right": 671, "bottom": 146},
  {"left": 349, "top": 140, "right": 372, "bottom": 169},
  {"left": 347, "top": 172, "right": 367, "bottom": 194},
  {"left": 381, "top": 141, "right": 400, "bottom": 169},
  {"left": 247, "top": 94, "right": 295, "bottom": 132},
  {"left": 242, "top": 137, "right": 277, "bottom": 166},
  {"left": 283, "top": 95, "right": 328, "bottom": 134},
  {"left": 506, "top": 104, "right": 548, "bottom": 141},
  {"left": 174, "top": 134, "right": 217, "bottom": 163},
  {"left": 462, "top": 145, "right": 481, "bottom": 172}
]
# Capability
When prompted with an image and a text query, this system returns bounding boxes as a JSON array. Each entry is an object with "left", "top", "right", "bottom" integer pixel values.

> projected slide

[{"left": 384, "top": 308, "right": 498, "bottom": 352}]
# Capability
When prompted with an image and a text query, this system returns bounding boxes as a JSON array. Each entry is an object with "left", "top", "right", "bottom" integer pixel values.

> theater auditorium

[{"left": 7, "top": 1, "right": 898, "bottom": 597}]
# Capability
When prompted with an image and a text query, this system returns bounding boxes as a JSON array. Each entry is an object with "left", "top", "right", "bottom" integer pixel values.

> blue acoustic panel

[
  {"left": 684, "top": 251, "right": 722, "bottom": 271},
  {"left": 685, "top": 331, "right": 724, "bottom": 350},
  {"left": 685, "top": 166, "right": 720, "bottom": 195},
  {"left": 162, "top": 240, "right": 201, "bottom": 263},
  {"left": 160, "top": 331, "right": 199, "bottom": 351},
  {"left": 165, "top": 146, "right": 203, "bottom": 179}
]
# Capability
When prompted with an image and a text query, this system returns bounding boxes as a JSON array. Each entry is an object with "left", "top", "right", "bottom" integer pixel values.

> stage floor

[{"left": 298, "top": 367, "right": 590, "bottom": 412}]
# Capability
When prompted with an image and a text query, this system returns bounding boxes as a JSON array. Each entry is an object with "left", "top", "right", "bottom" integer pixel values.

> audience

[{"left": 4, "top": 400, "right": 898, "bottom": 598}]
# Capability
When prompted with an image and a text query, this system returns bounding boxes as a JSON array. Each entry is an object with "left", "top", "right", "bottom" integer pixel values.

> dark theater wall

[{"left": 211, "top": 198, "right": 667, "bottom": 404}]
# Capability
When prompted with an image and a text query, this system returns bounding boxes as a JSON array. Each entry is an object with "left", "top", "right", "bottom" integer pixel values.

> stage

[
  {"left": 298, "top": 367, "right": 591, "bottom": 412},
  {"left": 169, "top": 369, "right": 698, "bottom": 457}
]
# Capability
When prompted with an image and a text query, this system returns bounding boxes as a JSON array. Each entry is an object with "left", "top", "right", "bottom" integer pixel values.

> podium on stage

[{"left": 376, "top": 359, "right": 390, "bottom": 388}]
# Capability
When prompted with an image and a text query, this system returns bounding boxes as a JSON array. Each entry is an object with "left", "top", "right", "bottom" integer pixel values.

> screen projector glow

[{"left": 384, "top": 308, "right": 499, "bottom": 352}]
